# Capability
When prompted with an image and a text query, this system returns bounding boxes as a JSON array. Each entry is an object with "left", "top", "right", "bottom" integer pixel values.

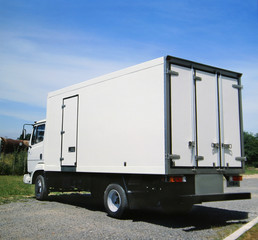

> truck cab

[{"left": 23, "top": 120, "right": 46, "bottom": 184}]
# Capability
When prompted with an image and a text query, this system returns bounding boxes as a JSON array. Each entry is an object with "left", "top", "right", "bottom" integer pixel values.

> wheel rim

[
  {"left": 107, "top": 189, "right": 121, "bottom": 212},
  {"left": 37, "top": 179, "right": 42, "bottom": 194}
]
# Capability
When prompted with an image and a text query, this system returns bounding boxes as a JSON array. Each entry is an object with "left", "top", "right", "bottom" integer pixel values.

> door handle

[
  {"left": 211, "top": 143, "right": 219, "bottom": 148},
  {"left": 68, "top": 146, "right": 76, "bottom": 152},
  {"left": 188, "top": 141, "right": 195, "bottom": 148},
  {"left": 222, "top": 143, "right": 232, "bottom": 149}
]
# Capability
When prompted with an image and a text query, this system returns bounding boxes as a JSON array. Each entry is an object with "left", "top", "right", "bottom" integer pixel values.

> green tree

[
  {"left": 18, "top": 133, "right": 31, "bottom": 140},
  {"left": 244, "top": 132, "right": 258, "bottom": 167}
]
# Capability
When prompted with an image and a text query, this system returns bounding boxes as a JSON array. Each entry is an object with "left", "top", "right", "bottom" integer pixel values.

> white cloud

[
  {"left": 0, "top": 53, "right": 136, "bottom": 107},
  {"left": 0, "top": 28, "right": 143, "bottom": 108},
  {"left": 0, "top": 108, "right": 44, "bottom": 122}
]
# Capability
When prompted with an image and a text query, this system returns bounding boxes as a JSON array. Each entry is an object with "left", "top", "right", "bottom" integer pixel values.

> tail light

[
  {"left": 168, "top": 176, "right": 186, "bottom": 183},
  {"left": 230, "top": 176, "right": 243, "bottom": 181}
]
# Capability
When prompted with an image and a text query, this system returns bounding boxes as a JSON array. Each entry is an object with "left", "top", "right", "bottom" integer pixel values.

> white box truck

[{"left": 23, "top": 55, "right": 250, "bottom": 218}]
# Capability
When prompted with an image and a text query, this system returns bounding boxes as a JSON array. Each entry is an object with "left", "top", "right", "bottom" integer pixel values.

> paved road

[{"left": 0, "top": 177, "right": 257, "bottom": 240}]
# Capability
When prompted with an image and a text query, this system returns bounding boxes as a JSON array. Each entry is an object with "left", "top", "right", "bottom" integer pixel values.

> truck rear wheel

[
  {"left": 104, "top": 184, "right": 128, "bottom": 218},
  {"left": 35, "top": 175, "right": 48, "bottom": 200}
]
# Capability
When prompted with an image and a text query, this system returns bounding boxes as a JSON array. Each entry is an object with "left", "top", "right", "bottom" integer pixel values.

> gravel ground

[{"left": 0, "top": 177, "right": 257, "bottom": 240}]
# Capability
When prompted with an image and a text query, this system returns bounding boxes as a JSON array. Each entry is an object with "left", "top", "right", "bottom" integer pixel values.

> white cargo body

[
  {"left": 44, "top": 56, "right": 244, "bottom": 173},
  {"left": 44, "top": 57, "right": 166, "bottom": 174},
  {"left": 24, "top": 55, "right": 250, "bottom": 218}
]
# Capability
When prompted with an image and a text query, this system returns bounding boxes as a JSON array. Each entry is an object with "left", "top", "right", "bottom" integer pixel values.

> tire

[
  {"left": 35, "top": 175, "right": 48, "bottom": 200},
  {"left": 104, "top": 184, "right": 128, "bottom": 218}
]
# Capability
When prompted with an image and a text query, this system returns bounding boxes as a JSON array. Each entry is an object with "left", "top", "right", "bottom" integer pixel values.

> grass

[
  {"left": 244, "top": 166, "right": 258, "bottom": 175},
  {"left": 214, "top": 223, "right": 244, "bottom": 239},
  {"left": 0, "top": 175, "right": 88, "bottom": 204},
  {"left": 0, "top": 175, "right": 34, "bottom": 204},
  {"left": 215, "top": 223, "right": 258, "bottom": 240},
  {"left": 238, "top": 223, "right": 258, "bottom": 240}
]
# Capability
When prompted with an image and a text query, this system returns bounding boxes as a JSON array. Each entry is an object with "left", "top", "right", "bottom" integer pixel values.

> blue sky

[{"left": 0, "top": 0, "right": 258, "bottom": 138}]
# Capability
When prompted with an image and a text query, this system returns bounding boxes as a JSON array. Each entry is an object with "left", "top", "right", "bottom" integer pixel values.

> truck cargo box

[{"left": 44, "top": 56, "right": 245, "bottom": 175}]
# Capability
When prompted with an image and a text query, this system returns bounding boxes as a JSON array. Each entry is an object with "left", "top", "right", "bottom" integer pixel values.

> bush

[
  {"left": 244, "top": 132, "right": 258, "bottom": 167},
  {"left": 0, "top": 151, "right": 27, "bottom": 175}
]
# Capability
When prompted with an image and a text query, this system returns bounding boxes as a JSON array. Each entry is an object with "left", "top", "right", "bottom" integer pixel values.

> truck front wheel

[
  {"left": 104, "top": 184, "right": 128, "bottom": 218},
  {"left": 35, "top": 175, "right": 48, "bottom": 200}
]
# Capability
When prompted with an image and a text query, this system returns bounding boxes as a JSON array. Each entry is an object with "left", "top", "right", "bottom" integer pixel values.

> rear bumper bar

[
  {"left": 180, "top": 192, "right": 251, "bottom": 204},
  {"left": 127, "top": 191, "right": 251, "bottom": 209}
]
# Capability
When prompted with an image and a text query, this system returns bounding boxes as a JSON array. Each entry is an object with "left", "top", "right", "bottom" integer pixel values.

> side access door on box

[
  {"left": 165, "top": 58, "right": 243, "bottom": 171},
  {"left": 60, "top": 95, "right": 79, "bottom": 171}
]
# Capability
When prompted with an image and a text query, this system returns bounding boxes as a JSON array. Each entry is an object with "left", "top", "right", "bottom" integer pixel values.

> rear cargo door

[
  {"left": 194, "top": 70, "right": 220, "bottom": 167},
  {"left": 61, "top": 95, "right": 78, "bottom": 167},
  {"left": 170, "top": 64, "right": 195, "bottom": 167},
  {"left": 168, "top": 64, "right": 242, "bottom": 169},
  {"left": 220, "top": 76, "right": 242, "bottom": 167},
  {"left": 169, "top": 66, "right": 220, "bottom": 167}
]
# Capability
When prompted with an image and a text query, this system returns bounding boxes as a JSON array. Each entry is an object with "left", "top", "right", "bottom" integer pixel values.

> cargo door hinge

[
  {"left": 166, "top": 69, "right": 179, "bottom": 76},
  {"left": 166, "top": 154, "right": 180, "bottom": 160},
  {"left": 61, "top": 131, "right": 65, "bottom": 135},
  {"left": 195, "top": 156, "right": 204, "bottom": 161},
  {"left": 194, "top": 76, "right": 202, "bottom": 81},
  {"left": 62, "top": 104, "right": 66, "bottom": 109},
  {"left": 235, "top": 157, "right": 246, "bottom": 162},
  {"left": 232, "top": 84, "right": 243, "bottom": 89}
]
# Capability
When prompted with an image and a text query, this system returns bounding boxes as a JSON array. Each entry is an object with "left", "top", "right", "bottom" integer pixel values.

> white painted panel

[
  {"left": 44, "top": 95, "right": 63, "bottom": 171},
  {"left": 170, "top": 65, "right": 194, "bottom": 167},
  {"left": 61, "top": 96, "right": 78, "bottom": 166},
  {"left": 28, "top": 141, "right": 44, "bottom": 172},
  {"left": 76, "top": 63, "right": 165, "bottom": 174},
  {"left": 44, "top": 58, "right": 165, "bottom": 174},
  {"left": 220, "top": 76, "right": 241, "bottom": 167},
  {"left": 195, "top": 71, "right": 219, "bottom": 167}
]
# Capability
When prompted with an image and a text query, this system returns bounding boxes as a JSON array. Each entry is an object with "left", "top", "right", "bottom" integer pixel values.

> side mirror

[
  {"left": 22, "top": 123, "right": 33, "bottom": 140},
  {"left": 22, "top": 129, "right": 26, "bottom": 140}
]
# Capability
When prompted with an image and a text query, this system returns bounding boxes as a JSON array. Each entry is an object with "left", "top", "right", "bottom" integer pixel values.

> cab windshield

[{"left": 31, "top": 124, "right": 45, "bottom": 145}]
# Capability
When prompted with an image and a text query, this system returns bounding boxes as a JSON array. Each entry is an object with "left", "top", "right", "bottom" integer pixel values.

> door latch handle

[
  {"left": 222, "top": 143, "right": 232, "bottom": 149},
  {"left": 188, "top": 141, "right": 195, "bottom": 148},
  {"left": 211, "top": 143, "right": 219, "bottom": 148},
  {"left": 68, "top": 146, "right": 76, "bottom": 152}
]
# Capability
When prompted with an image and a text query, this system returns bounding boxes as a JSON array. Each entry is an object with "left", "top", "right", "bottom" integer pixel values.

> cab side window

[{"left": 31, "top": 124, "right": 45, "bottom": 145}]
